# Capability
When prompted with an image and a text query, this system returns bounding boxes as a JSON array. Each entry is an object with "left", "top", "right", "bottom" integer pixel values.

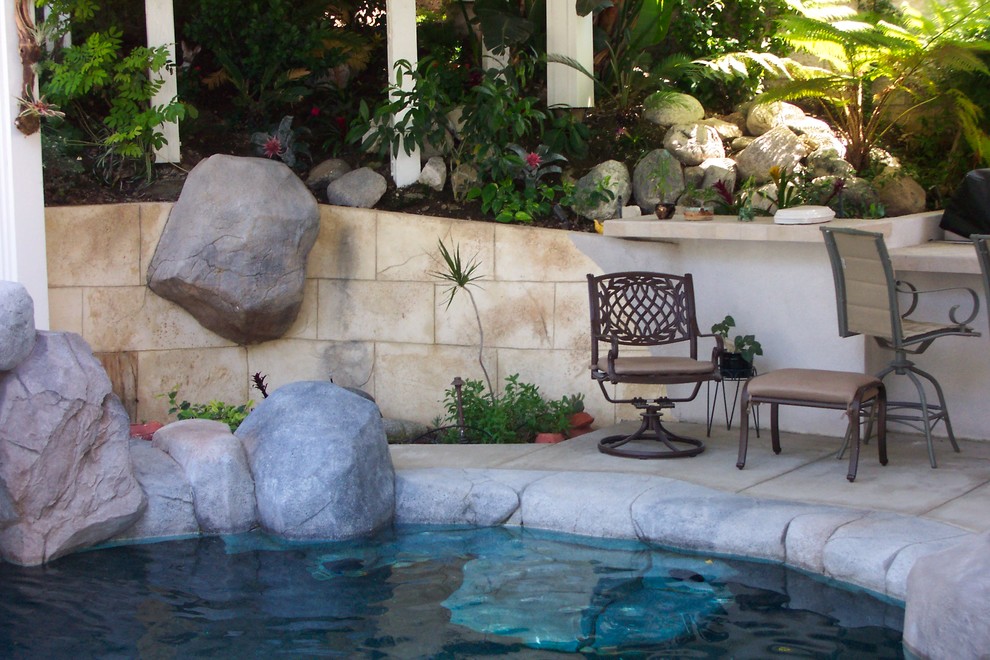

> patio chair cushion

[
  {"left": 596, "top": 356, "right": 717, "bottom": 377},
  {"left": 745, "top": 368, "right": 881, "bottom": 407}
]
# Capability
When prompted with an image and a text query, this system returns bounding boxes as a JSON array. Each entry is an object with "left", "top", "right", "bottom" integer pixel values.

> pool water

[{"left": 0, "top": 526, "right": 904, "bottom": 657}]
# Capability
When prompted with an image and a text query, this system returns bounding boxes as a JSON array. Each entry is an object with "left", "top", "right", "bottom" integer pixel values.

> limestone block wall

[{"left": 45, "top": 203, "right": 626, "bottom": 428}]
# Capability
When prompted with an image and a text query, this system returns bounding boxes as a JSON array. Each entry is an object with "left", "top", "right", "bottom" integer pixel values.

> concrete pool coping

[{"left": 389, "top": 422, "right": 990, "bottom": 603}]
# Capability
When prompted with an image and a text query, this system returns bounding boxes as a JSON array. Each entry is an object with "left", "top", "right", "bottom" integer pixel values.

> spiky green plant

[
  {"left": 704, "top": 0, "right": 990, "bottom": 172},
  {"left": 433, "top": 240, "right": 494, "bottom": 397}
]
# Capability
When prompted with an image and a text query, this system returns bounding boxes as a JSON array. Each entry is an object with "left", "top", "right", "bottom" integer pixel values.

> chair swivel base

[{"left": 598, "top": 404, "right": 705, "bottom": 459}]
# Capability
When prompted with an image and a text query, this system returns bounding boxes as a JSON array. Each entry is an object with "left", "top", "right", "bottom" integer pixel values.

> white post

[
  {"left": 1, "top": 2, "right": 49, "bottom": 328},
  {"left": 145, "top": 0, "right": 180, "bottom": 163},
  {"left": 385, "top": 0, "right": 421, "bottom": 187},
  {"left": 546, "top": 0, "right": 594, "bottom": 109}
]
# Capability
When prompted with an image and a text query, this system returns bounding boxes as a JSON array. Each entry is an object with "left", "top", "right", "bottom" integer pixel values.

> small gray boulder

[
  {"left": 326, "top": 167, "right": 387, "bottom": 208},
  {"left": 0, "top": 281, "right": 35, "bottom": 372},
  {"left": 236, "top": 381, "right": 395, "bottom": 540},
  {"left": 643, "top": 92, "right": 705, "bottom": 126},
  {"left": 571, "top": 160, "right": 631, "bottom": 220}
]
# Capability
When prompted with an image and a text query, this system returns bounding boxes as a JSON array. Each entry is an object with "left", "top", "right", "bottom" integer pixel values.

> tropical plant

[
  {"left": 250, "top": 116, "right": 311, "bottom": 169},
  {"left": 433, "top": 240, "right": 493, "bottom": 396},
  {"left": 164, "top": 388, "right": 254, "bottom": 432},
  {"left": 711, "top": 315, "right": 763, "bottom": 364},
  {"left": 704, "top": 0, "right": 990, "bottom": 173}
]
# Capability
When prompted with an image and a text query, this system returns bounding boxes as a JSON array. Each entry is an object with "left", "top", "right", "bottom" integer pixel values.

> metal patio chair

[
  {"left": 973, "top": 234, "right": 990, "bottom": 336},
  {"left": 587, "top": 272, "right": 721, "bottom": 459},
  {"left": 820, "top": 226, "right": 980, "bottom": 467}
]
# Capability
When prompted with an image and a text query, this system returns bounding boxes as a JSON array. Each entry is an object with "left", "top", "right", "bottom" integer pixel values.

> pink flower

[
  {"left": 525, "top": 152, "right": 541, "bottom": 169},
  {"left": 263, "top": 136, "right": 284, "bottom": 159},
  {"left": 310, "top": 106, "right": 321, "bottom": 117}
]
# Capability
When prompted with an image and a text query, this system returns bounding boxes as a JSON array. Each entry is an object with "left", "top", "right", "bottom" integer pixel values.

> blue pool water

[{"left": 0, "top": 526, "right": 903, "bottom": 657}]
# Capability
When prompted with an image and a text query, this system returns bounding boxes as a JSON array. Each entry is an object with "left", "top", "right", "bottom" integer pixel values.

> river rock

[
  {"left": 643, "top": 92, "right": 705, "bottom": 126},
  {"left": 663, "top": 123, "right": 726, "bottom": 166},
  {"left": 632, "top": 149, "right": 684, "bottom": 212},
  {"left": 305, "top": 158, "right": 351, "bottom": 196},
  {"left": 0, "top": 281, "right": 35, "bottom": 371},
  {"left": 570, "top": 160, "right": 631, "bottom": 220},
  {"left": 735, "top": 126, "right": 809, "bottom": 184},
  {"left": 153, "top": 419, "right": 257, "bottom": 534},
  {"left": 0, "top": 331, "right": 145, "bottom": 565},
  {"left": 326, "top": 167, "right": 387, "bottom": 208},
  {"left": 746, "top": 101, "right": 806, "bottom": 136},
  {"left": 874, "top": 168, "right": 927, "bottom": 217},
  {"left": 147, "top": 155, "right": 320, "bottom": 345},
  {"left": 236, "top": 381, "right": 395, "bottom": 540}
]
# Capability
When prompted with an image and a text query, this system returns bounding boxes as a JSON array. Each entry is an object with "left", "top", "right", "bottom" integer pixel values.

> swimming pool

[{"left": 0, "top": 526, "right": 904, "bottom": 657}]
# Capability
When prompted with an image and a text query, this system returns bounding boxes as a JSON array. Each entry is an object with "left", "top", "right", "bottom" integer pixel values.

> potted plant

[
  {"left": 711, "top": 315, "right": 763, "bottom": 377},
  {"left": 680, "top": 183, "right": 718, "bottom": 220}
]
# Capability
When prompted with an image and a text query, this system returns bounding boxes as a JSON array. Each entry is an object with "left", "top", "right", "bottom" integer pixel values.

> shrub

[{"left": 165, "top": 388, "right": 254, "bottom": 432}]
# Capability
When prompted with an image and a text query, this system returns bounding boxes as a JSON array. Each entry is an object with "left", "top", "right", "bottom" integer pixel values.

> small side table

[{"left": 707, "top": 366, "right": 760, "bottom": 437}]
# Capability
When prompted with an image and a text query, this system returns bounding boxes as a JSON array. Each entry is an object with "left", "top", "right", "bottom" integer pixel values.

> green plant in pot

[{"left": 711, "top": 315, "right": 763, "bottom": 376}]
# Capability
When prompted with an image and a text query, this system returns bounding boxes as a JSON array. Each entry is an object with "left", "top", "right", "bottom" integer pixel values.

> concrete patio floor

[{"left": 391, "top": 421, "right": 990, "bottom": 534}]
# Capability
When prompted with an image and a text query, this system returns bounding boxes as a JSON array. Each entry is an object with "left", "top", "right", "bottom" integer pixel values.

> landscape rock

[
  {"left": 147, "top": 155, "right": 320, "bottom": 345},
  {"left": 632, "top": 149, "right": 684, "bottom": 212},
  {"left": 697, "top": 157, "right": 737, "bottom": 193},
  {"left": 0, "top": 281, "right": 35, "bottom": 371},
  {"left": 903, "top": 531, "right": 990, "bottom": 660},
  {"left": 153, "top": 419, "right": 257, "bottom": 534},
  {"left": 326, "top": 167, "right": 387, "bottom": 208},
  {"left": 418, "top": 156, "right": 447, "bottom": 192},
  {"left": 0, "top": 331, "right": 145, "bottom": 565},
  {"left": 570, "top": 160, "right": 631, "bottom": 220},
  {"left": 642, "top": 92, "right": 705, "bottom": 126},
  {"left": 115, "top": 439, "right": 198, "bottom": 540},
  {"left": 734, "top": 126, "right": 809, "bottom": 184},
  {"left": 874, "top": 168, "right": 927, "bottom": 216},
  {"left": 236, "top": 380, "right": 395, "bottom": 540},
  {"left": 701, "top": 117, "right": 743, "bottom": 141},
  {"left": 305, "top": 158, "right": 351, "bottom": 196},
  {"left": 806, "top": 147, "right": 857, "bottom": 179},
  {"left": 786, "top": 115, "right": 845, "bottom": 156},
  {"left": 746, "top": 101, "right": 806, "bottom": 136},
  {"left": 835, "top": 176, "right": 883, "bottom": 215},
  {"left": 663, "top": 123, "right": 726, "bottom": 166},
  {"left": 450, "top": 163, "right": 479, "bottom": 201}
]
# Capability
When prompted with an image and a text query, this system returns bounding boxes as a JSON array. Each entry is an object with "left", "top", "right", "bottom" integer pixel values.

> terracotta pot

[
  {"left": 566, "top": 412, "right": 595, "bottom": 438},
  {"left": 130, "top": 421, "right": 163, "bottom": 441},
  {"left": 535, "top": 432, "right": 567, "bottom": 444}
]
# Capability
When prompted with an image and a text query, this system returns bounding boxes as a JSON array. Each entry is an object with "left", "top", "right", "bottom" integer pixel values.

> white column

[
  {"left": 145, "top": 0, "right": 180, "bottom": 163},
  {"left": 546, "top": 0, "right": 594, "bottom": 108},
  {"left": 1, "top": 2, "right": 49, "bottom": 328},
  {"left": 385, "top": 0, "right": 421, "bottom": 187}
]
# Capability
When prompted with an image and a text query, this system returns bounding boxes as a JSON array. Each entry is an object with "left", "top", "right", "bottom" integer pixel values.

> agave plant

[{"left": 703, "top": 0, "right": 990, "bottom": 173}]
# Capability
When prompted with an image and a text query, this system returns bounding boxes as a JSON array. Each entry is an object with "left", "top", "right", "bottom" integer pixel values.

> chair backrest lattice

[
  {"left": 821, "top": 227, "right": 901, "bottom": 345},
  {"left": 589, "top": 272, "right": 697, "bottom": 348}
]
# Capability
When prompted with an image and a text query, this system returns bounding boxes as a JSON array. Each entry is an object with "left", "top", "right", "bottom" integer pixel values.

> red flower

[
  {"left": 525, "top": 152, "right": 542, "bottom": 169},
  {"left": 263, "top": 136, "right": 284, "bottom": 159},
  {"left": 310, "top": 106, "right": 321, "bottom": 117}
]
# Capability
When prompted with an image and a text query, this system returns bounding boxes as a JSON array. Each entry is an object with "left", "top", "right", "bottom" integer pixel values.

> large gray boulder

[
  {"left": 0, "top": 281, "right": 35, "bottom": 371},
  {"left": 236, "top": 381, "right": 395, "bottom": 540},
  {"left": 326, "top": 167, "right": 387, "bottom": 208},
  {"left": 0, "top": 331, "right": 146, "bottom": 565},
  {"left": 903, "top": 532, "right": 990, "bottom": 659},
  {"left": 153, "top": 419, "right": 257, "bottom": 534},
  {"left": 663, "top": 123, "right": 726, "bottom": 166},
  {"left": 643, "top": 92, "right": 705, "bottom": 126},
  {"left": 632, "top": 149, "right": 684, "bottom": 212},
  {"left": 570, "top": 160, "right": 631, "bottom": 220},
  {"left": 735, "top": 126, "right": 809, "bottom": 184},
  {"left": 115, "top": 439, "right": 199, "bottom": 541},
  {"left": 147, "top": 155, "right": 320, "bottom": 345}
]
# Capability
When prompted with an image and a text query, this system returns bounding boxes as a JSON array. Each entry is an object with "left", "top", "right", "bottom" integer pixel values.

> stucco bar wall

[{"left": 45, "top": 203, "right": 990, "bottom": 441}]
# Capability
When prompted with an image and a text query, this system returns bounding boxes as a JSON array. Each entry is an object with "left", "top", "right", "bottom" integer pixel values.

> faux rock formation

[
  {"left": 236, "top": 381, "right": 395, "bottom": 540},
  {"left": 0, "top": 331, "right": 146, "bottom": 565},
  {"left": 903, "top": 532, "right": 990, "bottom": 659},
  {"left": 147, "top": 155, "right": 320, "bottom": 345},
  {"left": 571, "top": 160, "right": 631, "bottom": 220},
  {"left": 114, "top": 439, "right": 198, "bottom": 540},
  {"left": 326, "top": 167, "right": 387, "bottom": 208},
  {"left": 0, "top": 281, "right": 35, "bottom": 371},
  {"left": 734, "top": 126, "right": 809, "bottom": 184},
  {"left": 152, "top": 419, "right": 257, "bottom": 534}
]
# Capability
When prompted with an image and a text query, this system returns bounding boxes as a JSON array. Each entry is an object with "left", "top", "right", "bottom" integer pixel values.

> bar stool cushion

[{"left": 745, "top": 368, "right": 882, "bottom": 407}]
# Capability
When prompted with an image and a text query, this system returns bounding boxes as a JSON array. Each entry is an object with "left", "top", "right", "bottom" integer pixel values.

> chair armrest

[
  {"left": 696, "top": 332, "right": 725, "bottom": 365},
  {"left": 896, "top": 280, "right": 980, "bottom": 326}
]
